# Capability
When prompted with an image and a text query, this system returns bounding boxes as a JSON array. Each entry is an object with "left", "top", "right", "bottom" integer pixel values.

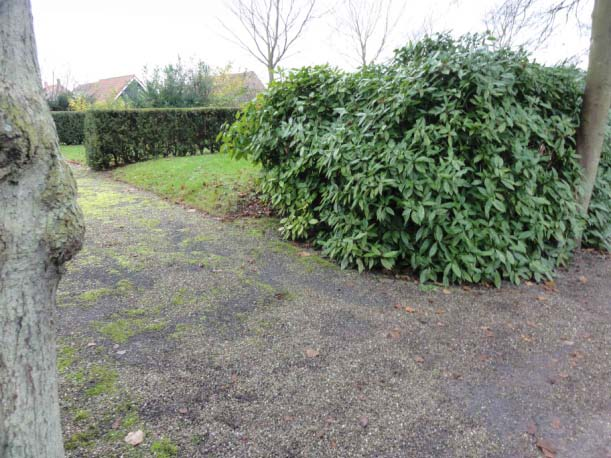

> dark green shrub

[
  {"left": 222, "top": 34, "right": 599, "bottom": 286},
  {"left": 84, "top": 107, "right": 237, "bottom": 170},
  {"left": 52, "top": 111, "right": 85, "bottom": 145}
]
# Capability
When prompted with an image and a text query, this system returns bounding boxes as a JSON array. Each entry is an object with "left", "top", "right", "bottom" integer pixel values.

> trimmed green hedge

[
  {"left": 52, "top": 111, "right": 85, "bottom": 145},
  {"left": 222, "top": 34, "right": 610, "bottom": 285},
  {"left": 84, "top": 108, "right": 238, "bottom": 170}
]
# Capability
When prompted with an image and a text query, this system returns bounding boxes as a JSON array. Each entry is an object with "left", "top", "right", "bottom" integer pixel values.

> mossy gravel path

[{"left": 57, "top": 166, "right": 611, "bottom": 457}]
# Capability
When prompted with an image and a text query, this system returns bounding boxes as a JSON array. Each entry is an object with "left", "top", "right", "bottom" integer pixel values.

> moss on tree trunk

[{"left": 0, "top": 0, "right": 85, "bottom": 457}]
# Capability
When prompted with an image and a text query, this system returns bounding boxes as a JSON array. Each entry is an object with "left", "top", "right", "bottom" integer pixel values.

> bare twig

[{"left": 221, "top": 0, "right": 319, "bottom": 82}]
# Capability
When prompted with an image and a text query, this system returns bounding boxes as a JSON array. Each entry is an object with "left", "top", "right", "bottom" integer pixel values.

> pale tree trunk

[
  {"left": 577, "top": 0, "right": 611, "bottom": 215},
  {"left": 268, "top": 65, "right": 275, "bottom": 83},
  {"left": 0, "top": 0, "right": 84, "bottom": 457}
]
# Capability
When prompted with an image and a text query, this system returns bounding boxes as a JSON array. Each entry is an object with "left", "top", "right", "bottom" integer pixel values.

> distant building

[
  {"left": 43, "top": 80, "right": 69, "bottom": 99},
  {"left": 211, "top": 71, "right": 265, "bottom": 106},
  {"left": 74, "top": 74, "right": 144, "bottom": 104}
]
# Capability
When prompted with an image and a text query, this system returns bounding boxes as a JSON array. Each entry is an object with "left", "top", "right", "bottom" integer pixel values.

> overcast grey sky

[{"left": 30, "top": 0, "right": 592, "bottom": 87}]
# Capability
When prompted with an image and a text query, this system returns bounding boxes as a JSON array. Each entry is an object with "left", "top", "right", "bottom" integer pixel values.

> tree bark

[
  {"left": 0, "top": 0, "right": 84, "bottom": 457},
  {"left": 268, "top": 65, "right": 275, "bottom": 83},
  {"left": 577, "top": 0, "right": 611, "bottom": 215}
]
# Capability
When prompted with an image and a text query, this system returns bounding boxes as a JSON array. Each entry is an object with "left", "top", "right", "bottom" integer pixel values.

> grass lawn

[
  {"left": 112, "top": 154, "right": 260, "bottom": 216},
  {"left": 58, "top": 145, "right": 259, "bottom": 216},
  {"left": 60, "top": 145, "right": 86, "bottom": 165}
]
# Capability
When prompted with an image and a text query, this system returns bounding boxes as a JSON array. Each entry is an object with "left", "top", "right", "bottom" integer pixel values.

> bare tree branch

[
  {"left": 337, "top": 0, "right": 405, "bottom": 67},
  {"left": 221, "top": 0, "right": 319, "bottom": 82},
  {"left": 485, "top": 0, "right": 588, "bottom": 50}
]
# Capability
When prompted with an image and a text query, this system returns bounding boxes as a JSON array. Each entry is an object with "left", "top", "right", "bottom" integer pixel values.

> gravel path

[{"left": 57, "top": 166, "right": 611, "bottom": 458}]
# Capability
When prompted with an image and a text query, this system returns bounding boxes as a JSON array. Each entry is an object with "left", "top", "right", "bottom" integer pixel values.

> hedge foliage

[
  {"left": 222, "top": 34, "right": 610, "bottom": 285},
  {"left": 84, "top": 108, "right": 238, "bottom": 170},
  {"left": 52, "top": 111, "right": 85, "bottom": 145}
]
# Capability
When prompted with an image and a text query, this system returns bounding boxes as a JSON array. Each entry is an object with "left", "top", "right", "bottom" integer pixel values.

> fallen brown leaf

[
  {"left": 404, "top": 306, "right": 416, "bottom": 313},
  {"left": 124, "top": 430, "right": 144, "bottom": 446},
  {"left": 481, "top": 326, "right": 494, "bottom": 338},
  {"left": 305, "top": 348, "right": 320, "bottom": 358},
  {"left": 536, "top": 437, "right": 557, "bottom": 458},
  {"left": 358, "top": 416, "right": 369, "bottom": 428},
  {"left": 442, "top": 288, "right": 451, "bottom": 295},
  {"left": 537, "top": 295, "right": 548, "bottom": 302},
  {"left": 414, "top": 356, "right": 425, "bottom": 364},
  {"left": 543, "top": 280, "right": 557, "bottom": 291},
  {"left": 551, "top": 418, "right": 561, "bottom": 429},
  {"left": 387, "top": 328, "right": 401, "bottom": 340},
  {"left": 578, "top": 275, "right": 588, "bottom": 284},
  {"left": 521, "top": 335, "right": 533, "bottom": 342},
  {"left": 393, "top": 303, "right": 402, "bottom": 309},
  {"left": 297, "top": 251, "right": 311, "bottom": 257}
]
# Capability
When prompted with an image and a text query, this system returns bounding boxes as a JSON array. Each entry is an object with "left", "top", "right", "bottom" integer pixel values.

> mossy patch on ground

[
  {"left": 65, "top": 364, "right": 118, "bottom": 397},
  {"left": 78, "top": 287, "right": 114, "bottom": 304},
  {"left": 57, "top": 345, "right": 77, "bottom": 373},
  {"left": 75, "top": 279, "right": 135, "bottom": 306},
  {"left": 64, "top": 425, "right": 100, "bottom": 450},
  {"left": 96, "top": 317, "right": 167, "bottom": 344},
  {"left": 151, "top": 438, "right": 179, "bottom": 457}
]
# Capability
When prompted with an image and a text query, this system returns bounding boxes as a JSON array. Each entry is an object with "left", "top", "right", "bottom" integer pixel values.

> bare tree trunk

[
  {"left": 268, "top": 65, "right": 275, "bottom": 83},
  {"left": 576, "top": 0, "right": 611, "bottom": 215},
  {"left": 0, "top": 0, "right": 84, "bottom": 457}
]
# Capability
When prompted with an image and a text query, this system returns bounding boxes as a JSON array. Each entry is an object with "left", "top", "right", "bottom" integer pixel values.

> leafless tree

[
  {"left": 485, "top": 0, "right": 534, "bottom": 48},
  {"left": 1, "top": 0, "right": 84, "bottom": 456},
  {"left": 337, "top": 0, "right": 405, "bottom": 67},
  {"left": 406, "top": 13, "right": 436, "bottom": 43},
  {"left": 485, "top": 0, "right": 591, "bottom": 49},
  {"left": 222, "top": 0, "right": 318, "bottom": 83}
]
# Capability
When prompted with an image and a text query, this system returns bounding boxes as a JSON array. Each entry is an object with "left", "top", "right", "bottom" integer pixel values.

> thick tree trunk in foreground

[
  {"left": 577, "top": 0, "right": 611, "bottom": 215},
  {"left": 0, "top": 0, "right": 84, "bottom": 457}
]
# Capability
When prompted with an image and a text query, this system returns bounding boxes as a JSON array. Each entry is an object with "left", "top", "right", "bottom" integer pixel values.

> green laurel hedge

[
  {"left": 52, "top": 111, "right": 85, "bottom": 145},
  {"left": 84, "top": 108, "right": 238, "bottom": 170},
  {"left": 222, "top": 34, "right": 610, "bottom": 285}
]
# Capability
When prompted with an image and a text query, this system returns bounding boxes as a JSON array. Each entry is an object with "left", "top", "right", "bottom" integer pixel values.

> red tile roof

[
  {"left": 75, "top": 75, "right": 138, "bottom": 102},
  {"left": 43, "top": 81, "right": 68, "bottom": 98}
]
